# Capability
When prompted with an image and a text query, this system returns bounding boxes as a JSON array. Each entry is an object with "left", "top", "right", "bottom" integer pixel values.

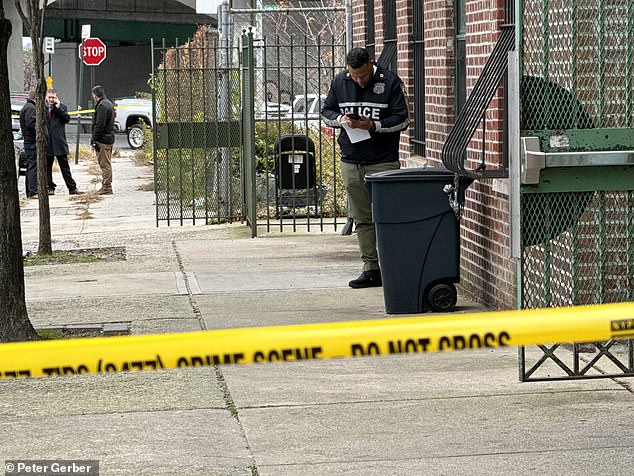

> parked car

[
  {"left": 284, "top": 94, "right": 327, "bottom": 134},
  {"left": 13, "top": 130, "right": 25, "bottom": 177},
  {"left": 256, "top": 101, "right": 292, "bottom": 120},
  {"left": 114, "top": 97, "right": 153, "bottom": 149},
  {"left": 10, "top": 92, "right": 28, "bottom": 131},
  {"left": 286, "top": 94, "right": 325, "bottom": 121},
  {"left": 257, "top": 94, "right": 325, "bottom": 124}
]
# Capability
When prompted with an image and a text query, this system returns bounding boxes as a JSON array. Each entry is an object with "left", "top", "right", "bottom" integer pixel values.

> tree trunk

[
  {"left": 31, "top": 24, "right": 52, "bottom": 254},
  {"left": 0, "top": 1, "right": 39, "bottom": 342}
]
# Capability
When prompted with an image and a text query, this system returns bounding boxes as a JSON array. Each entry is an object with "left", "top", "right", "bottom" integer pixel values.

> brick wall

[
  {"left": 458, "top": 0, "right": 516, "bottom": 309},
  {"left": 423, "top": 0, "right": 456, "bottom": 162}
]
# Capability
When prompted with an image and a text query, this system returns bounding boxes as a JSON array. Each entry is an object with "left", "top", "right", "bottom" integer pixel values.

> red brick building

[{"left": 351, "top": 0, "right": 517, "bottom": 309}]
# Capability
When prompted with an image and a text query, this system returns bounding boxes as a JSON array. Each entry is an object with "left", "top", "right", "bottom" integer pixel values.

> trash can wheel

[{"left": 426, "top": 283, "right": 457, "bottom": 313}]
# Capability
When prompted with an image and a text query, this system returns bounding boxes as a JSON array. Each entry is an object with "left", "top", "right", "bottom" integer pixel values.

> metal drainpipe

[
  {"left": 512, "top": 0, "right": 522, "bottom": 310},
  {"left": 346, "top": 0, "right": 353, "bottom": 51}
]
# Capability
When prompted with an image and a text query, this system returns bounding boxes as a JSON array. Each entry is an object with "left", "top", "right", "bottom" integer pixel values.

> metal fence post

[{"left": 241, "top": 29, "right": 257, "bottom": 237}]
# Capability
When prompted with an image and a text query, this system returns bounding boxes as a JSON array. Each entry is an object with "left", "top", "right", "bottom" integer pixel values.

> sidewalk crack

[
  {"left": 171, "top": 240, "right": 206, "bottom": 331},
  {"left": 215, "top": 366, "right": 260, "bottom": 475}
]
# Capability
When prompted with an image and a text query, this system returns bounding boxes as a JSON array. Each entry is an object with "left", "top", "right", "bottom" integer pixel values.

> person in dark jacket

[
  {"left": 19, "top": 90, "right": 38, "bottom": 198},
  {"left": 91, "top": 85, "right": 115, "bottom": 195},
  {"left": 45, "top": 88, "right": 83, "bottom": 195},
  {"left": 321, "top": 47, "right": 410, "bottom": 288}
]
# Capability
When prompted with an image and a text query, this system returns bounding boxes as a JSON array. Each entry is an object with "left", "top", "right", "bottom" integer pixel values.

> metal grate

[
  {"left": 518, "top": 0, "right": 634, "bottom": 381},
  {"left": 365, "top": 0, "right": 376, "bottom": 59},
  {"left": 521, "top": 0, "right": 634, "bottom": 137},
  {"left": 380, "top": 0, "right": 397, "bottom": 71}
]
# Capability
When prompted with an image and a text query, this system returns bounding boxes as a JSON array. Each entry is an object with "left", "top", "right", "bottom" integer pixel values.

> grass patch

[
  {"left": 86, "top": 162, "right": 102, "bottom": 176},
  {"left": 37, "top": 330, "right": 64, "bottom": 340},
  {"left": 36, "top": 324, "right": 131, "bottom": 339},
  {"left": 24, "top": 246, "right": 126, "bottom": 266},
  {"left": 76, "top": 209, "right": 94, "bottom": 220}
]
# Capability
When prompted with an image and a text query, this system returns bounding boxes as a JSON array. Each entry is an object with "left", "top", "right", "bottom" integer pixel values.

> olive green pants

[
  {"left": 96, "top": 141, "right": 113, "bottom": 188},
  {"left": 341, "top": 160, "right": 400, "bottom": 272}
]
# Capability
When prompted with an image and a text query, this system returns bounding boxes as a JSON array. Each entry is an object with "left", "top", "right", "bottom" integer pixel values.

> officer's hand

[{"left": 349, "top": 115, "right": 374, "bottom": 131}]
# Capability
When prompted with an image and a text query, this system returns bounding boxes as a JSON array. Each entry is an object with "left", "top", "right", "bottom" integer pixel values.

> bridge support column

[{"left": 6, "top": 2, "right": 24, "bottom": 92}]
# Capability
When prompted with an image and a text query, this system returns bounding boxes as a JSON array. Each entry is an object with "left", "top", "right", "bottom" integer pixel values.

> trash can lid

[{"left": 365, "top": 167, "right": 455, "bottom": 182}]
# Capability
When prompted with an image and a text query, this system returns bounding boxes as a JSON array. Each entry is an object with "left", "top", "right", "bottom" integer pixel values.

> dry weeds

[
  {"left": 69, "top": 189, "right": 104, "bottom": 205},
  {"left": 138, "top": 181, "right": 154, "bottom": 192}
]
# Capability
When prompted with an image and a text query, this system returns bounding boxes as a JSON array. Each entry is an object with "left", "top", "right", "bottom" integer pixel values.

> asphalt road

[{"left": 66, "top": 131, "right": 133, "bottom": 151}]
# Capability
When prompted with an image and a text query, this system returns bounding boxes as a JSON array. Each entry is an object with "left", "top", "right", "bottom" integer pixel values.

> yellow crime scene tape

[
  {"left": 10, "top": 103, "right": 147, "bottom": 120},
  {"left": 1, "top": 302, "right": 633, "bottom": 379}
]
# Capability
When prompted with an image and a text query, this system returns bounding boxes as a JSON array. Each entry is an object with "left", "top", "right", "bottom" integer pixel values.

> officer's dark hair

[
  {"left": 346, "top": 48, "right": 371, "bottom": 69},
  {"left": 92, "top": 85, "right": 105, "bottom": 98}
]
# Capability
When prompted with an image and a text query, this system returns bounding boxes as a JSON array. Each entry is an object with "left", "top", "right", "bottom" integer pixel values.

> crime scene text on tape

[{"left": 1, "top": 302, "right": 633, "bottom": 379}]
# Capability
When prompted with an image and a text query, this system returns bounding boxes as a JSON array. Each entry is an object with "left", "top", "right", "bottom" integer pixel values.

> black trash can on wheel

[
  {"left": 366, "top": 167, "right": 473, "bottom": 314},
  {"left": 273, "top": 135, "right": 318, "bottom": 216}
]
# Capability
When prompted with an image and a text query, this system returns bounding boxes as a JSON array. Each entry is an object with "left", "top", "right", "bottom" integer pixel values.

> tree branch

[{"left": 14, "top": 0, "right": 31, "bottom": 32}]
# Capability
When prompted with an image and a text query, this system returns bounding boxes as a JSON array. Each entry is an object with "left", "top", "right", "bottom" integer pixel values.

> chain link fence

[{"left": 521, "top": 0, "right": 634, "bottom": 140}]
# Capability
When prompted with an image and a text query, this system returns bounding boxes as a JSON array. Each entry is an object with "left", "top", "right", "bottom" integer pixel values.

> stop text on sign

[{"left": 79, "top": 38, "right": 107, "bottom": 66}]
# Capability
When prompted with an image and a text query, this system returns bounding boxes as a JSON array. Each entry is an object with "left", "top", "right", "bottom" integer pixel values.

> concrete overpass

[{"left": 7, "top": 0, "right": 220, "bottom": 109}]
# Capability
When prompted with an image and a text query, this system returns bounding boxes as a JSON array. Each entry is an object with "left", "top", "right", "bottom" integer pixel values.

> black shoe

[
  {"left": 349, "top": 270, "right": 382, "bottom": 289},
  {"left": 47, "top": 188, "right": 55, "bottom": 196}
]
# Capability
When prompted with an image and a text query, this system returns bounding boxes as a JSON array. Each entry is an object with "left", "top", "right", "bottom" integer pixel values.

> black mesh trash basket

[
  {"left": 366, "top": 167, "right": 473, "bottom": 314},
  {"left": 273, "top": 135, "right": 318, "bottom": 214}
]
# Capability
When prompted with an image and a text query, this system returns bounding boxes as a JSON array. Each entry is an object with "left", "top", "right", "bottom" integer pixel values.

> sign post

[{"left": 74, "top": 26, "right": 92, "bottom": 164}]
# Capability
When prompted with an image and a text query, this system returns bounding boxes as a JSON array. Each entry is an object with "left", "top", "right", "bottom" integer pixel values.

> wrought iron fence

[
  {"left": 152, "top": 32, "right": 243, "bottom": 225},
  {"left": 245, "top": 33, "right": 347, "bottom": 234}
]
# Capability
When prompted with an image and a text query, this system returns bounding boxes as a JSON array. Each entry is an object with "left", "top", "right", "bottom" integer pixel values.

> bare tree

[
  {"left": 260, "top": 1, "right": 346, "bottom": 101},
  {"left": 16, "top": 0, "right": 52, "bottom": 255},
  {"left": 0, "top": 0, "right": 39, "bottom": 342},
  {"left": 271, "top": 0, "right": 345, "bottom": 46}
]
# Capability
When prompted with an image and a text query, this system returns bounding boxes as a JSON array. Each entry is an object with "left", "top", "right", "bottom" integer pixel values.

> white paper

[{"left": 341, "top": 122, "right": 371, "bottom": 143}]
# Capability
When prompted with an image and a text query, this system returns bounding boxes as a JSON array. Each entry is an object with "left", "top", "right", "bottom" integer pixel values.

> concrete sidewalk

[{"left": 2, "top": 154, "right": 633, "bottom": 475}]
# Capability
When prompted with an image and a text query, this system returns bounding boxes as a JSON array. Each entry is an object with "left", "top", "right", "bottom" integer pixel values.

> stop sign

[{"left": 79, "top": 37, "right": 107, "bottom": 66}]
